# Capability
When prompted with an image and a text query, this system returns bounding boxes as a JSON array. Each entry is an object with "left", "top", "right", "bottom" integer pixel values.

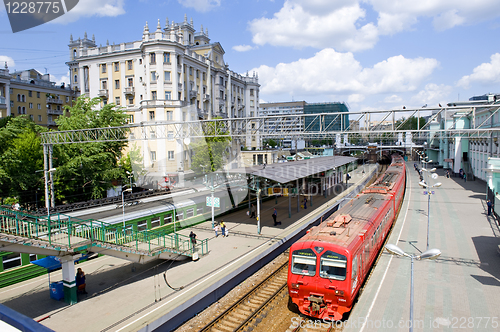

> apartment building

[
  {"left": 0, "top": 65, "right": 74, "bottom": 127},
  {"left": 67, "top": 16, "right": 260, "bottom": 183}
]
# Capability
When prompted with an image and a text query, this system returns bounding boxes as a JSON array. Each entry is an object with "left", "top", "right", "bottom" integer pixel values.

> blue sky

[{"left": 1, "top": 0, "right": 500, "bottom": 115}]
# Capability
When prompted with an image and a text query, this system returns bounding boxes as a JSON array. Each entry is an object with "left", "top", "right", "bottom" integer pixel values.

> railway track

[
  {"left": 199, "top": 260, "right": 289, "bottom": 332},
  {"left": 285, "top": 317, "right": 340, "bottom": 332}
]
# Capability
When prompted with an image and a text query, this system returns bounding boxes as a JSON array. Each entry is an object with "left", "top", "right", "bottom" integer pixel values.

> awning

[{"left": 32, "top": 255, "right": 88, "bottom": 271}]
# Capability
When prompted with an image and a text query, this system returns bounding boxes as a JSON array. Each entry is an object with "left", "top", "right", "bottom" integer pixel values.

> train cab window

[
  {"left": 320, "top": 251, "right": 347, "bottom": 280},
  {"left": 291, "top": 249, "right": 316, "bottom": 276}
]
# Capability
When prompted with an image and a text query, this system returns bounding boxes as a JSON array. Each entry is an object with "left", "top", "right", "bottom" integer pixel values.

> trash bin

[{"left": 50, "top": 281, "right": 64, "bottom": 301}]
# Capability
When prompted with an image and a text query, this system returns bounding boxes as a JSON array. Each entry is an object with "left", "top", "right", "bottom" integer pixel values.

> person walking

[
  {"left": 189, "top": 231, "right": 197, "bottom": 246},
  {"left": 214, "top": 223, "right": 220, "bottom": 237},
  {"left": 220, "top": 221, "right": 226, "bottom": 237},
  {"left": 272, "top": 208, "right": 278, "bottom": 226},
  {"left": 250, "top": 204, "right": 256, "bottom": 218},
  {"left": 446, "top": 170, "right": 450, "bottom": 178},
  {"left": 464, "top": 173, "right": 467, "bottom": 182},
  {"left": 487, "top": 199, "right": 493, "bottom": 216}
]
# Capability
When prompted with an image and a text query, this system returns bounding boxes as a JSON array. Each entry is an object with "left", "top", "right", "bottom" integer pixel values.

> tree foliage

[
  {"left": 190, "top": 119, "right": 232, "bottom": 175},
  {"left": 53, "top": 96, "right": 131, "bottom": 202},
  {"left": 0, "top": 116, "right": 46, "bottom": 207},
  {"left": 395, "top": 116, "right": 426, "bottom": 130}
]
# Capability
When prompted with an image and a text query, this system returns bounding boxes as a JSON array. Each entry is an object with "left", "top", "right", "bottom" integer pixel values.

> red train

[{"left": 287, "top": 155, "right": 406, "bottom": 321}]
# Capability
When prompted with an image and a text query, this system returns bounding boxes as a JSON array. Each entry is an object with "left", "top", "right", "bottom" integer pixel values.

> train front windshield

[
  {"left": 320, "top": 251, "right": 347, "bottom": 280},
  {"left": 291, "top": 248, "right": 316, "bottom": 276}
]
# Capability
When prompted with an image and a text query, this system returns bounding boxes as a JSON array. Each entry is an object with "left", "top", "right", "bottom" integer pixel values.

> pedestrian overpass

[{"left": 0, "top": 207, "right": 206, "bottom": 262}]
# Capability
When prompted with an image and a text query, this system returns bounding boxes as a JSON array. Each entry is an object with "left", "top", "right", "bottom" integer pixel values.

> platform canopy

[{"left": 227, "top": 155, "right": 357, "bottom": 183}]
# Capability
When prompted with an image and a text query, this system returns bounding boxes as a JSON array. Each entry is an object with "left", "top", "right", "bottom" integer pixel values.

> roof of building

[{"left": 227, "top": 155, "right": 357, "bottom": 183}]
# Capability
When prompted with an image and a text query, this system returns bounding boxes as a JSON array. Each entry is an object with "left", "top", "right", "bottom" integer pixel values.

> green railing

[{"left": 0, "top": 207, "right": 209, "bottom": 258}]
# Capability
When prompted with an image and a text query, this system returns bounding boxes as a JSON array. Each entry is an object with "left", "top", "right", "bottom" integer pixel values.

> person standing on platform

[
  {"left": 76, "top": 268, "right": 87, "bottom": 294},
  {"left": 464, "top": 173, "right": 467, "bottom": 182},
  {"left": 272, "top": 208, "right": 278, "bottom": 226},
  {"left": 220, "top": 221, "right": 226, "bottom": 237},
  {"left": 487, "top": 200, "right": 493, "bottom": 216},
  {"left": 250, "top": 204, "right": 256, "bottom": 218},
  {"left": 303, "top": 197, "right": 307, "bottom": 209},
  {"left": 213, "top": 223, "right": 220, "bottom": 237},
  {"left": 446, "top": 170, "right": 450, "bottom": 178}
]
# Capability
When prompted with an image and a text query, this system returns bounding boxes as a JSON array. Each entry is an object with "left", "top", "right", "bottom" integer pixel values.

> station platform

[
  {"left": 0, "top": 164, "right": 378, "bottom": 332},
  {"left": 344, "top": 164, "right": 500, "bottom": 332}
]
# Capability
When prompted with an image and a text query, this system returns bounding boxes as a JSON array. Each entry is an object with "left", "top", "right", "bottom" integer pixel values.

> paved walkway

[
  {"left": 0, "top": 164, "right": 377, "bottom": 332},
  {"left": 344, "top": 165, "right": 500, "bottom": 332}
]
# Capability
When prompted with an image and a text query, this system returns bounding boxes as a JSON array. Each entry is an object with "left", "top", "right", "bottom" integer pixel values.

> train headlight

[
  {"left": 291, "top": 283, "right": 300, "bottom": 289},
  {"left": 335, "top": 290, "right": 344, "bottom": 296}
]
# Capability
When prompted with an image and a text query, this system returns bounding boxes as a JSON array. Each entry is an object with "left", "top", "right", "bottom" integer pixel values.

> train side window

[
  {"left": 320, "top": 251, "right": 347, "bottom": 280},
  {"left": 351, "top": 255, "right": 358, "bottom": 289},
  {"left": 291, "top": 249, "right": 317, "bottom": 276}
]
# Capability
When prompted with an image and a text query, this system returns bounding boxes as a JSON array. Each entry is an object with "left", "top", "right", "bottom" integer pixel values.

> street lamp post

[
  {"left": 385, "top": 244, "right": 441, "bottom": 332},
  {"left": 122, "top": 188, "right": 132, "bottom": 231},
  {"left": 419, "top": 179, "right": 441, "bottom": 250}
]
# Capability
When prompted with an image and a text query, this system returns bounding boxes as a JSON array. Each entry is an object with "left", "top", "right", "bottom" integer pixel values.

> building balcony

[
  {"left": 203, "top": 94, "right": 210, "bottom": 101},
  {"left": 98, "top": 89, "right": 109, "bottom": 98},
  {"left": 47, "top": 109, "right": 63, "bottom": 115},
  {"left": 46, "top": 98, "right": 63, "bottom": 104},
  {"left": 189, "top": 90, "right": 197, "bottom": 99},
  {"left": 0, "top": 96, "right": 6, "bottom": 108},
  {"left": 47, "top": 119, "right": 57, "bottom": 126},
  {"left": 140, "top": 99, "right": 187, "bottom": 108},
  {"left": 124, "top": 87, "right": 135, "bottom": 95}
]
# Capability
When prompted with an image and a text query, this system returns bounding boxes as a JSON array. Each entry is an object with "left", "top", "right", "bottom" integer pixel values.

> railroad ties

[{"left": 199, "top": 262, "right": 289, "bottom": 332}]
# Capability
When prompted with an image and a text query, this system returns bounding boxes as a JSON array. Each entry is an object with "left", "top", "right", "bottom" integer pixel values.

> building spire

[
  {"left": 70, "top": 34, "right": 73, "bottom": 42},
  {"left": 156, "top": 19, "right": 161, "bottom": 31},
  {"left": 190, "top": 17, "right": 193, "bottom": 26},
  {"left": 184, "top": 13, "right": 187, "bottom": 23},
  {"left": 84, "top": 31, "right": 87, "bottom": 39},
  {"left": 144, "top": 21, "right": 149, "bottom": 33},
  {"left": 166, "top": 17, "right": 169, "bottom": 28}
]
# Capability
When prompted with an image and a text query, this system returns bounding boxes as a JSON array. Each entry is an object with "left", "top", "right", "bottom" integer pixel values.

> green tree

[
  {"left": 190, "top": 119, "right": 232, "bottom": 175},
  {"left": 0, "top": 116, "right": 46, "bottom": 207},
  {"left": 395, "top": 116, "right": 426, "bottom": 130},
  {"left": 53, "top": 96, "right": 130, "bottom": 202}
]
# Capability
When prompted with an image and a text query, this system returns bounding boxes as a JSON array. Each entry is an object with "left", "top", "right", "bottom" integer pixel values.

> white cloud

[
  {"left": 457, "top": 53, "right": 500, "bottom": 89},
  {"left": 0, "top": 56, "right": 15, "bottom": 68},
  {"left": 233, "top": 45, "right": 255, "bottom": 52},
  {"left": 52, "top": 0, "right": 125, "bottom": 24},
  {"left": 252, "top": 48, "right": 439, "bottom": 99},
  {"left": 249, "top": 0, "right": 378, "bottom": 52},
  {"left": 410, "top": 83, "right": 452, "bottom": 106},
  {"left": 248, "top": 1, "right": 500, "bottom": 52},
  {"left": 384, "top": 95, "right": 403, "bottom": 103},
  {"left": 177, "top": 0, "right": 221, "bottom": 13},
  {"left": 52, "top": 74, "right": 70, "bottom": 86}
]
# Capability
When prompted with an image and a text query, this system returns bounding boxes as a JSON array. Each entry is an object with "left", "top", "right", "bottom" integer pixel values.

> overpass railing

[{"left": 0, "top": 207, "right": 208, "bottom": 257}]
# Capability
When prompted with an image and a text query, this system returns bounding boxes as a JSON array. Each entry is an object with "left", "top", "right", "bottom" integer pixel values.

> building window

[
  {"left": 29, "top": 114, "right": 34, "bottom": 120},
  {"left": 151, "top": 71, "right": 156, "bottom": 82},
  {"left": 103, "top": 99, "right": 107, "bottom": 105},
  {"left": 115, "top": 80, "right": 120, "bottom": 89},
  {"left": 102, "top": 80, "right": 107, "bottom": 90},
  {"left": 166, "top": 111, "right": 173, "bottom": 121},
  {"left": 164, "top": 71, "right": 171, "bottom": 82},
  {"left": 150, "top": 151, "right": 156, "bottom": 162},
  {"left": 164, "top": 52, "right": 170, "bottom": 64},
  {"left": 37, "top": 103, "right": 41, "bottom": 109},
  {"left": 203, "top": 72, "right": 206, "bottom": 81},
  {"left": 168, "top": 151, "right": 174, "bottom": 160},
  {"left": 29, "top": 103, "right": 33, "bottom": 108},
  {"left": 149, "top": 111, "right": 155, "bottom": 120},
  {"left": 220, "top": 77, "right": 224, "bottom": 85},
  {"left": 128, "top": 114, "right": 134, "bottom": 123},
  {"left": 37, "top": 91, "right": 40, "bottom": 98},
  {"left": 151, "top": 91, "right": 157, "bottom": 100},
  {"left": 102, "top": 64, "right": 107, "bottom": 73},
  {"left": 17, "top": 94, "right": 21, "bottom": 102},
  {"left": 66, "top": 96, "right": 69, "bottom": 102},
  {"left": 115, "top": 97, "right": 120, "bottom": 105},
  {"left": 28, "top": 91, "right": 32, "bottom": 97},
  {"left": 167, "top": 131, "right": 174, "bottom": 140},
  {"left": 38, "top": 115, "right": 42, "bottom": 121},
  {"left": 127, "top": 60, "right": 133, "bottom": 70},
  {"left": 128, "top": 97, "right": 134, "bottom": 105},
  {"left": 165, "top": 91, "right": 171, "bottom": 100},
  {"left": 196, "top": 70, "right": 199, "bottom": 79},
  {"left": 189, "top": 67, "right": 193, "bottom": 76},
  {"left": 250, "top": 100, "right": 254, "bottom": 107},
  {"left": 250, "top": 89, "right": 254, "bottom": 96},
  {"left": 114, "top": 62, "right": 119, "bottom": 72},
  {"left": 128, "top": 78, "right": 133, "bottom": 87},
  {"left": 150, "top": 52, "right": 156, "bottom": 64},
  {"left": 74, "top": 75, "right": 78, "bottom": 83}
]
